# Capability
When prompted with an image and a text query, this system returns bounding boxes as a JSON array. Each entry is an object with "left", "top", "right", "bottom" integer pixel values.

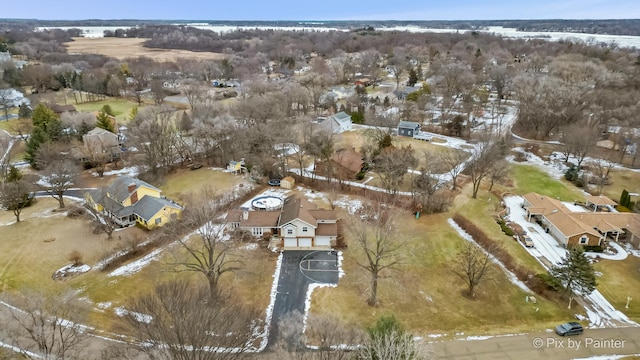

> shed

[
  {"left": 397, "top": 121, "right": 420, "bottom": 137},
  {"left": 280, "top": 176, "right": 295, "bottom": 189}
]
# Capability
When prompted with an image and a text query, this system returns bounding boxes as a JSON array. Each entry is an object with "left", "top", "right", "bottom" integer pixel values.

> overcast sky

[{"left": 3, "top": 0, "right": 639, "bottom": 20}]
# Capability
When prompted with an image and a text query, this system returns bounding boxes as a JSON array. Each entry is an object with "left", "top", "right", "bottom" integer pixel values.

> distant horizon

[
  {"left": 2, "top": 0, "right": 639, "bottom": 22},
  {"left": 3, "top": 18, "right": 639, "bottom": 23}
]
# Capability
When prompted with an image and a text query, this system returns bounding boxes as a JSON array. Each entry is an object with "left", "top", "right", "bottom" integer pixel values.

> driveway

[{"left": 267, "top": 250, "right": 339, "bottom": 349}]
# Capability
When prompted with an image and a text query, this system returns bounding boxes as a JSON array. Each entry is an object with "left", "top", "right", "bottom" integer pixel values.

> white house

[{"left": 317, "top": 111, "right": 353, "bottom": 134}]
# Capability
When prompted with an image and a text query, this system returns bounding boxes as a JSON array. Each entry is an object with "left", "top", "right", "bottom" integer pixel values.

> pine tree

[
  {"left": 24, "top": 126, "right": 49, "bottom": 168},
  {"left": 383, "top": 96, "right": 391, "bottom": 108},
  {"left": 128, "top": 106, "right": 138, "bottom": 121},
  {"left": 18, "top": 103, "right": 32, "bottom": 119},
  {"left": 96, "top": 110, "right": 115, "bottom": 133},
  {"left": 6, "top": 166, "right": 23, "bottom": 182},
  {"left": 550, "top": 246, "right": 597, "bottom": 297},
  {"left": 31, "top": 104, "right": 58, "bottom": 130},
  {"left": 407, "top": 68, "right": 418, "bottom": 87},
  {"left": 620, "top": 189, "right": 631, "bottom": 208},
  {"left": 101, "top": 104, "right": 115, "bottom": 117}
]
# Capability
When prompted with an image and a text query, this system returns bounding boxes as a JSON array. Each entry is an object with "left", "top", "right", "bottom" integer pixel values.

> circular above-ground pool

[{"left": 251, "top": 196, "right": 284, "bottom": 211}]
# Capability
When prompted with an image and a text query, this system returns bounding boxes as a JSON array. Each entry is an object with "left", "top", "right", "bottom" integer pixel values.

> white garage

[
  {"left": 298, "top": 238, "right": 312, "bottom": 248},
  {"left": 284, "top": 238, "right": 298, "bottom": 248}
]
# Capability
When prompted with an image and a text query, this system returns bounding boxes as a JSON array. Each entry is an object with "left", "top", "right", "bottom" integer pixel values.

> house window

[
  {"left": 579, "top": 236, "right": 588, "bottom": 245},
  {"left": 287, "top": 228, "right": 293, "bottom": 235},
  {"left": 302, "top": 227, "right": 308, "bottom": 232},
  {"left": 252, "top": 228, "right": 263, "bottom": 236}
]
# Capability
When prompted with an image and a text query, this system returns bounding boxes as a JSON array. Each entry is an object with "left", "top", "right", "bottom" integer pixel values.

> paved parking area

[{"left": 267, "top": 250, "right": 339, "bottom": 349}]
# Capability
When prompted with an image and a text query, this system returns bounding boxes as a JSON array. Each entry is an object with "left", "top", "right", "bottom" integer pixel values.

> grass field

[
  {"left": 599, "top": 169, "right": 640, "bottom": 205},
  {"left": 594, "top": 256, "right": 640, "bottom": 323},
  {"left": 73, "top": 98, "right": 146, "bottom": 123},
  {"left": 510, "top": 164, "right": 583, "bottom": 201},
  {"left": 64, "top": 37, "right": 227, "bottom": 62},
  {"left": 310, "top": 210, "right": 575, "bottom": 337},
  {"left": 158, "top": 167, "right": 243, "bottom": 203}
]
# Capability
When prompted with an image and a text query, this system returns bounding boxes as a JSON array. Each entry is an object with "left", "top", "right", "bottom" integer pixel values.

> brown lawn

[{"left": 65, "top": 37, "right": 227, "bottom": 62}]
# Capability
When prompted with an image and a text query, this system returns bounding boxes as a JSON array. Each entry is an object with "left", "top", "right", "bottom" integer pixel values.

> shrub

[
  {"left": 66, "top": 204, "right": 86, "bottom": 218},
  {"left": 68, "top": 250, "right": 83, "bottom": 266},
  {"left": 497, "top": 220, "right": 515, "bottom": 236},
  {"left": 583, "top": 245, "right": 603, "bottom": 253},
  {"left": 355, "top": 171, "right": 366, "bottom": 180}
]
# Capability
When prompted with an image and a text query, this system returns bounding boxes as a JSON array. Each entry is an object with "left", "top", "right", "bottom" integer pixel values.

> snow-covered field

[{"left": 503, "top": 196, "right": 638, "bottom": 328}]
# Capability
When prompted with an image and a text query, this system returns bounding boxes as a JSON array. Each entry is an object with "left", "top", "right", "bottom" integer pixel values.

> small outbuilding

[
  {"left": 280, "top": 176, "right": 295, "bottom": 189},
  {"left": 397, "top": 121, "right": 420, "bottom": 137}
]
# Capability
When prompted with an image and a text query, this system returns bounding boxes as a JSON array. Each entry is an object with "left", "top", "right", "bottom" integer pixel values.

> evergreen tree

[
  {"left": 18, "top": 103, "right": 32, "bottom": 119},
  {"left": 96, "top": 110, "right": 115, "bottom": 133},
  {"left": 31, "top": 104, "right": 58, "bottom": 130},
  {"left": 101, "top": 104, "right": 115, "bottom": 117},
  {"left": 550, "top": 246, "right": 597, "bottom": 297},
  {"left": 128, "top": 106, "right": 138, "bottom": 121},
  {"left": 383, "top": 96, "right": 391, "bottom": 108},
  {"left": 620, "top": 189, "right": 631, "bottom": 208},
  {"left": 6, "top": 166, "right": 23, "bottom": 182},
  {"left": 407, "top": 68, "right": 418, "bottom": 87},
  {"left": 24, "top": 126, "right": 49, "bottom": 168}
]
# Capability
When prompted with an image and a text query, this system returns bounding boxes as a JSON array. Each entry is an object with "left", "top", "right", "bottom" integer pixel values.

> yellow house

[
  {"left": 85, "top": 176, "right": 182, "bottom": 230},
  {"left": 227, "top": 159, "right": 245, "bottom": 174}
]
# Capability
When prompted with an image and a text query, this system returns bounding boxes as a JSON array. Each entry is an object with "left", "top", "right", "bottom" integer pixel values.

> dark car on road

[{"left": 555, "top": 322, "right": 584, "bottom": 336}]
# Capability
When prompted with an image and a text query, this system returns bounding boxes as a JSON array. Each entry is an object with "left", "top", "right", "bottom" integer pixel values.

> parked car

[
  {"left": 268, "top": 179, "right": 281, "bottom": 186},
  {"left": 555, "top": 322, "right": 584, "bottom": 336},
  {"left": 522, "top": 235, "right": 535, "bottom": 248}
]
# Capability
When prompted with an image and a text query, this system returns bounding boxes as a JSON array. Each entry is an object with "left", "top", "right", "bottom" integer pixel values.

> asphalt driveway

[{"left": 267, "top": 250, "right": 339, "bottom": 349}]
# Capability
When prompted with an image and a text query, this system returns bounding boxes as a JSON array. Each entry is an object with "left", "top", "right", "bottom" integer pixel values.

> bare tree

[
  {"left": 374, "top": 145, "right": 417, "bottom": 196},
  {"left": 274, "top": 311, "right": 359, "bottom": 360},
  {"left": 487, "top": 160, "right": 510, "bottom": 192},
  {"left": 349, "top": 202, "right": 402, "bottom": 306},
  {"left": 41, "top": 159, "right": 80, "bottom": 208},
  {"left": 588, "top": 157, "right": 616, "bottom": 195},
  {"left": 170, "top": 188, "right": 242, "bottom": 299},
  {"left": 5, "top": 291, "right": 90, "bottom": 360},
  {"left": 0, "top": 179, "right": 33, "bottom": 222},
  {"left": 118, "top": 279, "right": 256, "bottom": 360},
  {"left": 453, "top": 241, "right": 496, "bottom": 298},
  {"left": 356, "top": 314, "right": 432, "bottom": 360},
  {"left": 438, "top": 150, "right": 469, "bottom": 190},
  {"left": 467, "top": 140, "right": 501, "bottom": 199},
  {"left": 561, "top": 122, "right": 600, "bottom": 167},
  {"left": 128, "top": 105, "right": 180, "bottom": 175}
]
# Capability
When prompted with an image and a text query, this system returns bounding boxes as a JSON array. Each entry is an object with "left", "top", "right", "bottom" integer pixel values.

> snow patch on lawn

[
  {"left": 256, "top": 251, "right": 283, "bottom": 352},
  {"left": 55, "top": 263, "right": 91, "bottom": 275},
  {"left": 242, "top": 243, "right": 259, "bottom": 250},
  {"left": 333, "top": 197, "right": 363, "bottom": 214},
  {"left": 448, "top": 218, "right": 533, "bottom": 294},
  {"left": 107, "top": 248, "right": 163, "bottom": 277},
  {"left": 114, "top": 306, "right": 153, "bottom": 323},
  {"left": 94, "top": 166, "right": 139, "bottom": 177}
]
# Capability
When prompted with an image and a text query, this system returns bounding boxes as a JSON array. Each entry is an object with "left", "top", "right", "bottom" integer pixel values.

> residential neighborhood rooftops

[
  {"left": 107, "top": 176, "right": 161, "bottom": 203},
  {"left": 135, "top": 196, "right": 182, "bottom": 222},
  {"left": 584, "top": 195, "right": 618, "bottom": 207}
]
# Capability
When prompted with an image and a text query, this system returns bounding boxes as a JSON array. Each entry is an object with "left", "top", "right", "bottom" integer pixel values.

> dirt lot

[{"left": 64, "top": 37, "right": 227, "bottom": 62}]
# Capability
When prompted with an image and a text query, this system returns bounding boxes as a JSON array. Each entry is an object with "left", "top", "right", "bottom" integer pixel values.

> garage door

[
  {"left": 284, "top": 238, "right": 297, "bottom": 248},
  {"left": 298, "top": 238, "right": 312, "bottom": 248},
  {"left": 315, "top": 237, "right": 331, "bottom": 247}
]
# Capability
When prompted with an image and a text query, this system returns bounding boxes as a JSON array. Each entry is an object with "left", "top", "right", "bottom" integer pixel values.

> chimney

[
  {"left": 243, "top": 211, "right": 249, "bottom": 220},
  {"left": 128, "top": 183, "right": 136, "bottom": 193}
]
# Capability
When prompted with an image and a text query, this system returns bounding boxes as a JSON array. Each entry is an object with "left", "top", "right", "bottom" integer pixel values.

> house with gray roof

[
  {"left": 226, "top": 195, "right": 340, "bottom": 250},
  {"left": 317, "top": 111, "right": 353, "bottom": 134},
  {"left": 85, "top": 176, "right": 182, "bottom": 230}
]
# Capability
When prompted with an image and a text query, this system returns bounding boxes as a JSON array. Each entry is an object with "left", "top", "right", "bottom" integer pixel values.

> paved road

[
  {"left": 267, "top": 250, "right": 339, "bottom": 349},
  {"left": 433, "top": 327, "right": 640, "bottom": 360}
]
